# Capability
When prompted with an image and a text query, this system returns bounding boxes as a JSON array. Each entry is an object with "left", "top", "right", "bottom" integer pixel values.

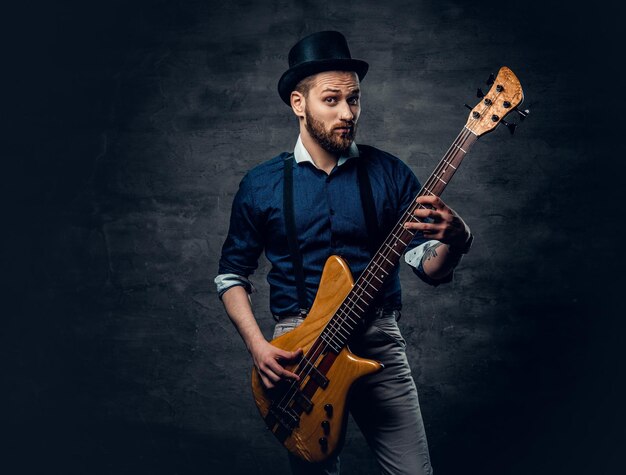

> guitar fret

[
  {"left": 327, "top": 319, "right": 350, "bottom": 339},
  {"left": 348, "top": 294, "right": 369, "bottom": 313},
  {"left": 320, "top": 333, "right": 332, "bottom": 346},
  {"left": 340, "top": 310, "right": 358, "bottom": 326},
  {"left": 365, "top": 280, "right": 378, "bottom": 292},
  {"left": 348, "top": 298, "right": 365, "bottom": 313},
  {"left": 327, "top": 321, "right": 350, "bottom": 339},
  {"left": 320, "top": 333, "right": 342, "bottom": 352},
  {"left": 434, "top": 174, "right": 447, "bottom": 185},
  {"left": 342, "top": 321, "right": 356, "bottom": 334},
  {"left": 343, "top": 313, "right": 360, "bottom": 329},
  {"left": 366, "top": 264, "right": 387, "bottom": 283},
  {"left": 443, "top": 159, "right": 457, "bottom": 170},
  {"left": 454, "top": 144, "right": 467, "bottom": 154},
  {"left": 386, "top": 242, "right": 401, "bottom": 257},
  {"left": 396, "top": 233, "right": 411, "bottom": 247},
  {"left": 324, "top": 332, "right": 347, "bottom": 347},
  {"left": 355, "top": 292, "right": 371, "bottom": 308}
]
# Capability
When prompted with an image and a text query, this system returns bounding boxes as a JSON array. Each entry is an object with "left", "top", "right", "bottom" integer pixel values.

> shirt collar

[{"left": 293, "top": 135, "right": 359, "bottom": 169}]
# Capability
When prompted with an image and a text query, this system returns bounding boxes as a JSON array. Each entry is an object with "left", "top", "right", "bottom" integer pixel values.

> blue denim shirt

[{"left": 216, "top": 142, "right": 451, "bottom": 317}]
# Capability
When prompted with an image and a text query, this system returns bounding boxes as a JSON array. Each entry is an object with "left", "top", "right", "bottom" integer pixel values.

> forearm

[
  {"left": 421, "top": 242, "right": 464, "bottom": 280},
  {"left": 221, "top": 284, "right": 302, "bottom": 388},
  {"left": 221, "top": 285, "right": 266, "bottom": 353},
  {"left": 404, "top": 195, "right": 472, "bottom": 280}
]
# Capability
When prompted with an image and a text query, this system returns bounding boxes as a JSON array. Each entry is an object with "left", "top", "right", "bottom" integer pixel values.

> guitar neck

[{"left": 322, "top": 127, "right": 478, "bottom": 351}]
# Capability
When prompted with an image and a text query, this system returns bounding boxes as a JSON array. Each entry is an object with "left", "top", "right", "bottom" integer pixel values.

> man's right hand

[{"left": 250, "top": 340, "right": 303, "bottom": 389}]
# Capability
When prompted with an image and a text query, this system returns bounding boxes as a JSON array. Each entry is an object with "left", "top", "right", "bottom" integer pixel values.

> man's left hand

[{"left": 404, "top": 195, "right": 471, "bottom": 248}]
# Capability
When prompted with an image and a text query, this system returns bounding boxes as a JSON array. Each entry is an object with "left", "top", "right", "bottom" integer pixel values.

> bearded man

[{"left": 216, "top": 31, "right": 472, "bottom": 475}]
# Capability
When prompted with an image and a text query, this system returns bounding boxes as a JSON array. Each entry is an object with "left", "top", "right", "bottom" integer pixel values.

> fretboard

[{"left": 320, "top": 127, "right": 478, "bottom": 352}]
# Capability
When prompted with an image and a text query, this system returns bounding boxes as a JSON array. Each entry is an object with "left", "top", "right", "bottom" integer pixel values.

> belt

[{"left": 275, "top": 307, "right": 401, "bottom": 323}]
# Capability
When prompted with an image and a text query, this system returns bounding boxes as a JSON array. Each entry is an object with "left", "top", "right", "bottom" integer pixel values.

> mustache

[{"left": 333, "top": 122, "right": 355, "bottom": 129}]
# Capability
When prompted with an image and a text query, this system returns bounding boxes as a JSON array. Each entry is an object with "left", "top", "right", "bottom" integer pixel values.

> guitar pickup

[
  {"left": 294, "top": 391, "right": 313, "bottom": 413},
  {"left": 267, "top": 406, "right": 300, "bottom": 432},
  {"left": 309, "top": 366, "right": 329, "bottom": 389}
]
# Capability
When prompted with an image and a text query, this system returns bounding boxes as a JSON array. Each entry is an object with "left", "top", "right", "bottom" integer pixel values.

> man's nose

[{"left": 338, "top": 100, "right": 355, "bottom": 121}]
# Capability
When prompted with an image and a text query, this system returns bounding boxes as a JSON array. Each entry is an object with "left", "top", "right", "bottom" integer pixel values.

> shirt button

[
  {"left": 325, "top": 176, "right": 331, "bottom": 183},
  {"left": 329, "top": 209, "right": 335, "bottom": 215}
]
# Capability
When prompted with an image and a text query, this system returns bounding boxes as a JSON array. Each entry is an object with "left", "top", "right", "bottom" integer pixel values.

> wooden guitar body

[{"left": 251, "top": 255, "right": 382, "bottom": 463}]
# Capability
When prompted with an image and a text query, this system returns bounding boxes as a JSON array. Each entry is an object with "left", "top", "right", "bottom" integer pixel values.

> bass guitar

[{"left": 251, "top": 66, "right": 526, "bottom": 462}]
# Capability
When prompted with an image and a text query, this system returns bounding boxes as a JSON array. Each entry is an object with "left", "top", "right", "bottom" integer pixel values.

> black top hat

[{"left": 277, "top": 31, "right": 369, "bottom": 105}]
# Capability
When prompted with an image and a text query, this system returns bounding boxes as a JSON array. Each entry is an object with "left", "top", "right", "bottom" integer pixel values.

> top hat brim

[{"left": 278, "top": 58, "right": 369, "bottom": 105}]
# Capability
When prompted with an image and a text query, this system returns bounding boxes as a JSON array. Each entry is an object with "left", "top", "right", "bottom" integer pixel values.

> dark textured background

[{"left": 4, "top": 1, "right": 624, "bottom": 474}]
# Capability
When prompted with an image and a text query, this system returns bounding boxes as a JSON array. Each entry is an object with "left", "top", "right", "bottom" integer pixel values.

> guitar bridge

[{"left": 265, "top": 404, "right": 301, "bottom": 443}]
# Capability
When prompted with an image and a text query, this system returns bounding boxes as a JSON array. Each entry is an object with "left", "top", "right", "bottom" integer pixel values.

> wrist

[
  {"left": 448, "top": 232, "right": 473, "bottom": 255},
  {"left": 246, "top": 334, "right": 268, "bottom": 354}
]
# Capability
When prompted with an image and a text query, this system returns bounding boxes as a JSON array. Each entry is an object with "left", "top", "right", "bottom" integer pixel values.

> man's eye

[
  {"left": 325, "top": 97, "right": 337, "bottom": 103},
  {"left": 348, "top": 97, "right": 360, "bottom": 105}
]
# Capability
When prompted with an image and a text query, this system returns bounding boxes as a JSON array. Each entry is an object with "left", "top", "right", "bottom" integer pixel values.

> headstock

[{"left": 464, "top": 67, "right": 525, "bottom": 137}]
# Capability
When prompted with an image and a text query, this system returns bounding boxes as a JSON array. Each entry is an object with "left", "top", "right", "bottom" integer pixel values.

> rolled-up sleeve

[
  {"left": 404, "top": 240, "right": 453, "bottom": 286},
  {"left": 216, "top": 173, "right": 265, "bottom": 297},
  {"left": 214, "top": 273, "right": 256, "bottom": 299}
]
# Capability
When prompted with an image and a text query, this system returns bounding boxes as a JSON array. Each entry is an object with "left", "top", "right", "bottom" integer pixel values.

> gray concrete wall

[{"left": 4, "top": 1, "right": 624, "bottom": 474}]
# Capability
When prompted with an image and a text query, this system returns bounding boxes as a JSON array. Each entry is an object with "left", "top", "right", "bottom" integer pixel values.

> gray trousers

[{"left": 272, "top": 311, "right": 433, "bottom": 475}]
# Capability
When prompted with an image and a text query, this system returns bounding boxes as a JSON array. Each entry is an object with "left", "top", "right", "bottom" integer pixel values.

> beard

[{"left": 305, "top": 108, "right": 357, "bottom": 155}]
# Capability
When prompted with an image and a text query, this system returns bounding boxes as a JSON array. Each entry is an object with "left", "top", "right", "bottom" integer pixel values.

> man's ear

[{"left": 291, "top": 91, "right": 306, "bottom": 119}]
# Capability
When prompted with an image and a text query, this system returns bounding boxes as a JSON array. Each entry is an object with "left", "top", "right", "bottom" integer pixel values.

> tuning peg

[
  {"left": 476, "top": 88, "right": 485, "bottom": 98},
  {"left": 501, "top": 119, "right": 517, "bottom": 135},
  {"left": 464, "top": 104, "right": 473, "bottom": 110},
  {"left": 515, "top": 107, "right": 530, "bottom": 121},
  {"left": 486, "top": 73, "right": 495, "bottom": 86}
]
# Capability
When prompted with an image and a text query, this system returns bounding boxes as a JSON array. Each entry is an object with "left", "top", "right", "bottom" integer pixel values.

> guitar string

[
  {"left": 294, "top": 94, "right": 506, "bottom": 387},
  {"left": 327, "top": 93, "right": 507, "bottom": 335},
  {"left": 273, "top": 126, "right": 476, "bottom": 413},
  {"left": 273, "top": 125, "right": 477, "bottom": 413},
  {"left": 273, "top": 97, "right": 504, "bottom": 414},
  {"left": 272, "top": 126, "right": 475, "bottom": 413},
  {"left": 318, "top": 95, "right": 508, "bottom": 351},
  {"left": 273, "top": 141, "right": 470, "bottom": 416},
  {"left": 327, "top": 126, "right": 476, "bottom": 331},
  {"left": 323, "top": 127, "right": 474, "bottom": 337}
]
